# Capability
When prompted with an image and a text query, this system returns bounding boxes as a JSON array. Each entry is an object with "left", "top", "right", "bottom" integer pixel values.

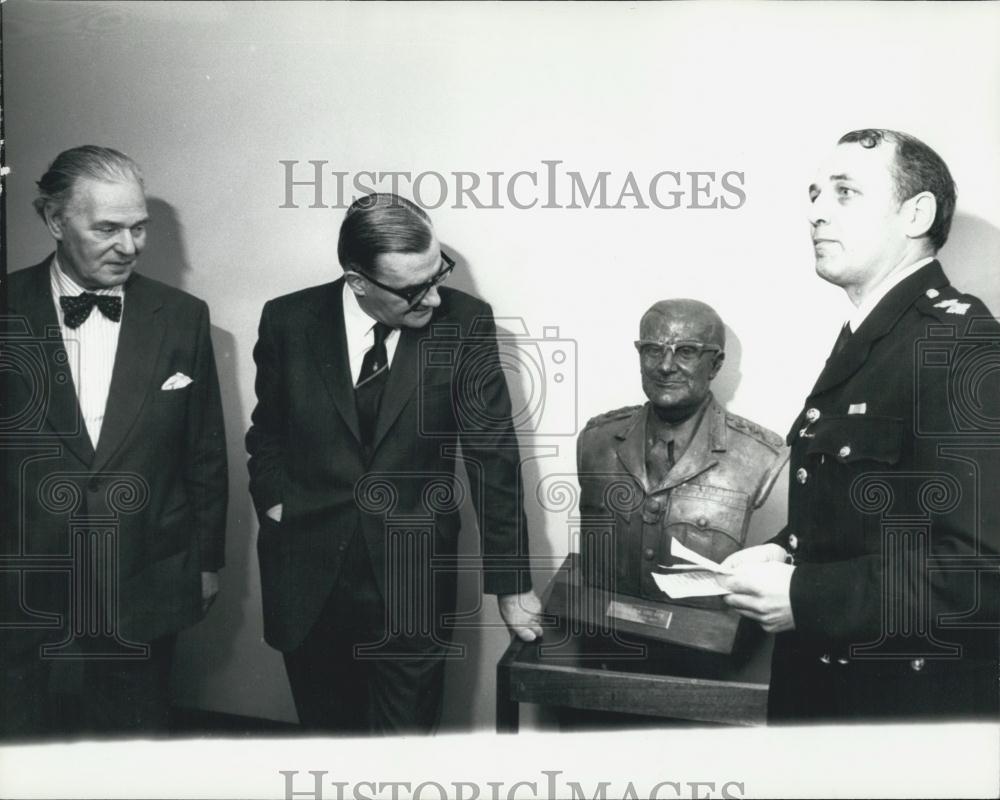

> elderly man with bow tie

[{"left": 1, "top": 145, "right": 228, "bottom": 738}]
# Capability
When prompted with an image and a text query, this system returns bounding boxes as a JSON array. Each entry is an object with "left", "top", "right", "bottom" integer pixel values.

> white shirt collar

[
  {"left": 847, "top": 256, "right": 935, "bottom": 332},
  {"left": 342, "top": 281, "right": 400, "bottom": 385},
  {"left": 50, "top": 253, "right": 125, "bottom": 298},
  {"left": 343, "top": 279, "right": 373, "bottom": 331}
]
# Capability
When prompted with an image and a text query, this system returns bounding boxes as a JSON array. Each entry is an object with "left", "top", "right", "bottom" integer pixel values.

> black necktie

[
  {"left": 60, "top": 292, "right": 122, "bottom": 329},
  {"left": 831, "top": 322, "right": 852, "bottom": 358},
  {"left": 355, "top": 322, "right": 393, "bottom": 448}
]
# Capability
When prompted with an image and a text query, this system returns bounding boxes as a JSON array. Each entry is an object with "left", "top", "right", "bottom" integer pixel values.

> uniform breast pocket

[
  {"left": 665, "top": 483, "right": 750, "bottom": 563},
  {"left": 806, "top": 415, "right": 904, "bottom": 465}
]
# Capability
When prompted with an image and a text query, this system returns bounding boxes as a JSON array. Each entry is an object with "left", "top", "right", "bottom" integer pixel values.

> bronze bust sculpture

[{"left": 578, "top": 299, "right": 788, "bottom": 607}]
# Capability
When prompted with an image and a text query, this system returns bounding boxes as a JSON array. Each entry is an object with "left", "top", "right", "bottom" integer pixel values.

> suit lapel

[
  {"left": 94, "top": 275, "right": 166, "bottom": 471},
  {"left": 810, "top": 261, "right": 949, "bottom": 397},
  {"left": 10, "top": 259, "right": 95, "bottom": 465},
  {"left": 92, "top": 274, "right": 166, "bottom": 472},
  {"left": 809, "top": 327, "right": 877, "bottom": 398},
  {"left": 306, "top": 280, "right": 361, "bottom": 444}
]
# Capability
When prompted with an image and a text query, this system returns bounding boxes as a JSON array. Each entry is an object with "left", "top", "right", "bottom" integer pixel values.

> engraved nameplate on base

[
  {"left": 547, "top": 560, "right": 757, "bottom": 656},
  {"left": 607, "top": 600, "right": 673, "bottom": 629}
]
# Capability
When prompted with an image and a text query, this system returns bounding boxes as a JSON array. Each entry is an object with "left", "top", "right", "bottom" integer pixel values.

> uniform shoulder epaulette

[
  {"left": 582, "top": 404, "right": 642, "bottom": 433},
  {"left": 916, "top": 285, "right": 988, "bottom": 320},
  {"left": 725, "top": 411, "right": 784, "bottom": 451}
]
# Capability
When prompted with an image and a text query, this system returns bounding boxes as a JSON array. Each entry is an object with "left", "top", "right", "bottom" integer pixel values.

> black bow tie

[{"left": 60, "top": 292, "right": 123, "bottom": 329}]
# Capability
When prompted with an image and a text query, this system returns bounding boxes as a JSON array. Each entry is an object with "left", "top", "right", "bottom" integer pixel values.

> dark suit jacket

[
  {"left": 1, "top": 258, "right": 228, "bottom": 659},
  {"left": 246, "top": 279, "right": 531, "bottom": 652},
  {"left": 769, "top": 261, "right": 1000, "bottom": 720}
]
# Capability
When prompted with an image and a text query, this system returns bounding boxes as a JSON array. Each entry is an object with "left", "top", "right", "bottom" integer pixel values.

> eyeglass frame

[
  {"left": 633, "top": 339, "right": 723, "bottom": 366},
  {"left": 353, "top": 250, "right": 456, "bottom": 311}
]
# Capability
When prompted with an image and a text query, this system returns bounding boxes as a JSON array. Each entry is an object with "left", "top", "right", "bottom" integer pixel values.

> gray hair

[{"left": 33, "top": 145, "right": 144, "bottom": 220}]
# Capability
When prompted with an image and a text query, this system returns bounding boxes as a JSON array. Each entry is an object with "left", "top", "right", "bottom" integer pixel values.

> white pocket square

[{"left": 161, "top": 372, "right": 193, "bottom": 390}]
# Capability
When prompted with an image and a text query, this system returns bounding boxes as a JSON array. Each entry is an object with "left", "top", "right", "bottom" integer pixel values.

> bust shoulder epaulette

[
  {"left": 916, "top": 285, "right": 988, "bottom": 321},
  {"left": 582, "top": 404, "right": 642, "bottom": 433},
  {"left": 725, "top": 411, "right": 784, "bottom": 451}
]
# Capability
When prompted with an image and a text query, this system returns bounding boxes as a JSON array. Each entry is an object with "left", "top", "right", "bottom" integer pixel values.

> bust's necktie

[
  {"left": 60, "top": 292, "right": 122, "bottom": 329},
  {"left": 646, "top": 435, "right": 676, "bottom": 489},
  {"left": 355, "top": 322, "right": 393, "bottom": 448}
]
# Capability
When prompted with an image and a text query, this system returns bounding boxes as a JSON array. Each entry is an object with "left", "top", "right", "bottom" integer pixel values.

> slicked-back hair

[
  {"left": 33, "top": 145, "right": 144, "bottom": 220},
  {"left": 839, "top": 128, "right": 956, "bottom": 252},
  {"left": 337, "top": 193, "right": 434, "bottom": 277}
]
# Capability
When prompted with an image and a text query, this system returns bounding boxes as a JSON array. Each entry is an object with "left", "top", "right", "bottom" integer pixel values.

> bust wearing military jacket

[
  {"left": 577, "top": 299, "right": 787, "bottom": 606},
  {"left": 578, "top": 396, "right": 787, "bottom": 603}
]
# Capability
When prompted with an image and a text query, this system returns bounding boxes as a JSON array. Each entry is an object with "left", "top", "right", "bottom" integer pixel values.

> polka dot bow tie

[{"left": 59, "top": 292, "right": 123, "bottom": 329}]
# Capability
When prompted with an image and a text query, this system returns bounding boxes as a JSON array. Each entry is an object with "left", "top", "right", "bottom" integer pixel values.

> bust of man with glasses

[
  {"left": 577, "top": 298, "right": 788, "bottom": 605},
  {"left": 246, "top": 192, "right": 542, "bottom": 734}
]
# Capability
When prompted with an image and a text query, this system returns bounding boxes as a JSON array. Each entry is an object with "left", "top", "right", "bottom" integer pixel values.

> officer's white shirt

[
  {"left": 343, "top": 282, "right": 400, "bottom": 386},
  {"left": 50, "top": 255, "right": 125, "bottom": 448},
  {"left": 847, "top": 256, "right": 935, "bottom": 332}
]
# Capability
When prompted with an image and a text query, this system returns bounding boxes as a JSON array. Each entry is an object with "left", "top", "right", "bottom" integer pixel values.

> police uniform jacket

[{"left": 769, "top": 260, "right": 1000, "bottom": 721}]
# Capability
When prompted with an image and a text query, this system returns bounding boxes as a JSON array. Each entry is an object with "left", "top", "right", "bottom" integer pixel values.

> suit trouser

[
  {"left": 1, "top": 634, "right": 177, "bottom": 740},
  {"left": 283, "top": 528, "right": 449, "bottom": 735}
]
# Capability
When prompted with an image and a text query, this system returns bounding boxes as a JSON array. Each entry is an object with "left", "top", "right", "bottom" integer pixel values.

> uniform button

[
  {"left": 911, "top": 658, "right": 925, "bottom": 672},
  {"left": 819, "top": 653, "right": 831, "bottom": 664},
  {"left": 795, "top": 467, "right": 808, "bottom": 484},
  {"left": 338, "top": 543, "right": 347, "bottom": 551},
  {"left": 787, "top": 533, "right": 798, "bottom": 551},
  {"left": 838, "top": 445, "right": 851, "bottom": 459},
  {"left": 643, "top": 548, "right": 655, "bottom": 561},
  {"left": 926, "top": 288, "right": 939, "bottom": 299},
  {"left": 836, "top": 657, "right": 849, "bottom": 665},
  {"left": 697, "top": 517, "right": 708, "bottom": 528},
  {"left": 805, "top": 408, "right": 821, "bottom": 423}
]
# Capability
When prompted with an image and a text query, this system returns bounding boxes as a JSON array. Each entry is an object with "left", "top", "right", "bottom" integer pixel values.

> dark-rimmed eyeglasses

[
  {"left": 357, "top": 250, "right": 456, "bottom": 310},
  {"left": 634, "top": 339, "right": 722, "bottom": 368}
]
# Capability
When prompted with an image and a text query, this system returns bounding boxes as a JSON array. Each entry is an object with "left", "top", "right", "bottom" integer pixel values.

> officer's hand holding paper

[{"left": 652, "top": 538, "right": 733, "bottom": 599}]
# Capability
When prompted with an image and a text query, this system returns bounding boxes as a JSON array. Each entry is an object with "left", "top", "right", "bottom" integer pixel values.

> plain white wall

[{"left": 4, "top": 1, "right": 1000, "bottom": 729}]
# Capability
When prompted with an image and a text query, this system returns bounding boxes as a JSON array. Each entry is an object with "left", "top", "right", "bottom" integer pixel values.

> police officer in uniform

[
  {"left": 578, "top": 299, "right": 787, "bottom": 606},
  {"left": 722, "top": 129, "right": 1000, "bottom": 722}
]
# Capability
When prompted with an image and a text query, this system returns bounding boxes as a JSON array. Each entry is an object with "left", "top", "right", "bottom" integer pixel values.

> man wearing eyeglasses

[
  {"left": 245, "top": 193, "right": 542, "bottom": 734},
  {"left": 577, "top": 299, "right": 787, "bottom": 612}
]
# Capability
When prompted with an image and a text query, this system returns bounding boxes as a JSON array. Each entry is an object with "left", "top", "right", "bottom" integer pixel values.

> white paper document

[{"left": 651, "top": 539, "right": 733, "bottom": 599}]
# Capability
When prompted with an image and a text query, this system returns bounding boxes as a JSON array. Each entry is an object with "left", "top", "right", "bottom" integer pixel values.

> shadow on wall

[
  {"left": 942, "top": 213, "right": 1000, "bottom": 317},
  {"left": 139, "top": 197, "right": 289, "bottom": 720},
  {"left": 439, "top": 246, "right": 560, "bottom": 730},
  {"left": 140, "top": 199, "right": 192, "bottom": 290},
  {"left": 712, "top": 325, "right": 742, "bottom": 411}
]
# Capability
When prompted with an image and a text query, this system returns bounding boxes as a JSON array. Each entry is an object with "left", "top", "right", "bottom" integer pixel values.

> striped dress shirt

[{"left": 49, "top": 256, "right": 125, "bottom": 448}]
